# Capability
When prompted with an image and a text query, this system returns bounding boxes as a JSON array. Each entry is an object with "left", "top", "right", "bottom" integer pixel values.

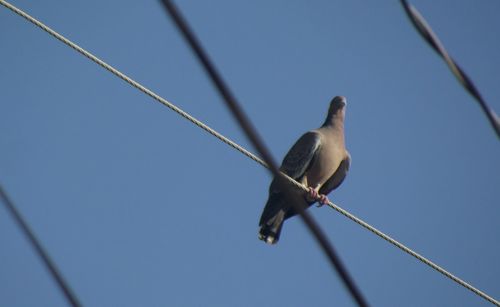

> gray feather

[
  {"left": 258, "top": 96, "right": 350, "bottom": 244},
  {"left": 279, "top": 131, "right": 321, "bottom": 179},
  {"left": 259, "top": 132, "right": 320, "bottom": 226}
]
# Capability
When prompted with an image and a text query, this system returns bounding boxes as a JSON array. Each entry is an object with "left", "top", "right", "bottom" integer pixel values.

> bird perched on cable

[{"left": 258, "top": 96, "right": 351, "bottom": 244}]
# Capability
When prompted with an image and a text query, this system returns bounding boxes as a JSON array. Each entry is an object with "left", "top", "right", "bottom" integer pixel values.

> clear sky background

[{"left": 1, "top": 1, "right": 499, "bottom": 306}]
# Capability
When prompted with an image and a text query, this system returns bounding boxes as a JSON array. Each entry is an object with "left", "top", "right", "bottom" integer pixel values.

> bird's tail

[{"left": 258, "top": 210, "right": 285, "bottom": 245}]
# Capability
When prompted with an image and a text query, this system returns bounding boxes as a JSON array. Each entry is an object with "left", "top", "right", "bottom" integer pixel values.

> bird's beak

[{"left": 333, "top": 96, "right": 347, "bottom": 107}]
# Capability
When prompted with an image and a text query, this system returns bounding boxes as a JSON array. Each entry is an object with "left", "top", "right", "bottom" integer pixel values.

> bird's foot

[
  {"left": 316, "top": 194, "right": 330, "bottom": 207},
  {"left": 308, "top": 187, "right": 329, "bottom": 207},
  {"left": 308, "top": 187, "right": 319, "bottom": 200}
]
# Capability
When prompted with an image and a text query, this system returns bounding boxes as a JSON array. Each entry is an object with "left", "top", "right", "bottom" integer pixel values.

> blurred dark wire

[
  {"left": 400, "top": 0, "right": 500, "bottom": 139},
  {"left": 0, "top": 184, "right": 82, "bottom": 307},
  {"left": 158, "top": 1, "right": 369, "bottom": 307}
]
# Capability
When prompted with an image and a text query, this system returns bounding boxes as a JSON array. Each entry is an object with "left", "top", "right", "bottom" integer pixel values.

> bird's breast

[{"left": 304, "top": 139, "right": 344, "bottom": 188}]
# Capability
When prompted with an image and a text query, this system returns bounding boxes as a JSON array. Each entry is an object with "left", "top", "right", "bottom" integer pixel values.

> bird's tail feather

[{"left": 258, "top": 210, "right": 285, "bottom": 244}]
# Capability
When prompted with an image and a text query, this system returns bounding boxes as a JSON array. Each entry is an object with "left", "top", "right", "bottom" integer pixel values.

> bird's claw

[
  {"left": 308, "top": 187, "right": 329, "bottom": 207},
  {"left": 308, "top": 187, "right": 318, "bottom": 200},
  {"left": 316, "top": 195, "right": 329, "bottom": 207}
]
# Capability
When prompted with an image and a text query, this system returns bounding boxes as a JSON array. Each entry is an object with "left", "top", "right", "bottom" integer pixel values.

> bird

[{"left": 258, "top": 96, "right": 351, "bottom": 244}]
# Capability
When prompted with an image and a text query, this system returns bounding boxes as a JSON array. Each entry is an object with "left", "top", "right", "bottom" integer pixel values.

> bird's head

[
  {"left": 323, "top": 96, "right": 347, "bottom": 127},
  {"left": 328, "top": 96, "right": 347, "bottom": 115}
]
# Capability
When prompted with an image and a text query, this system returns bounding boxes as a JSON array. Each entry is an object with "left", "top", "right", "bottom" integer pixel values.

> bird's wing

[
  {"left": 319, "top": 153, "right": 351, "bottom": 196},
  {"left": 259, "top": 132, "right": 321, "bottom": 227},
  {"left": 279, "top": 131, "right": 322, "bottom": 179}
]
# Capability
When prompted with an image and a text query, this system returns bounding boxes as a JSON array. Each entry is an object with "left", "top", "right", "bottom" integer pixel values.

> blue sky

[{"left": 1, "top": 1, "right": 499, "bottom": 306}]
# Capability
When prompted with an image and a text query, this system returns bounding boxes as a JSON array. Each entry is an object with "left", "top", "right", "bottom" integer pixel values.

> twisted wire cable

[{"left": 400, "top": 0, "right": 500, "bottom": 139}]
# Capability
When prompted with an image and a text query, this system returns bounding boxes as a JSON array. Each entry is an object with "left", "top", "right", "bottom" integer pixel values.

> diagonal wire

[
  {"left": 0, "top": 1, "right": 367, "bottom": 305},
  {"left": 0, "top": 0, "right": 266, "bottom": 167},
  {"left": 1, "top": 1, "right": 498, "bottom": 305},
  {"left": 0, "top": 184, "right": 82, "bottom": 307},
  {"left": 400, "top": 0, "right": 500, "bottom": 139},
  {"left": 157, "top": 1, "right": 369, "bottom": 306}
]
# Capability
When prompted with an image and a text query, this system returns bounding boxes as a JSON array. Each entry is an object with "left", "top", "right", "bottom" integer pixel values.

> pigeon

[{"left": 258, "top": 96, "right": 351, "bottom": 244}]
